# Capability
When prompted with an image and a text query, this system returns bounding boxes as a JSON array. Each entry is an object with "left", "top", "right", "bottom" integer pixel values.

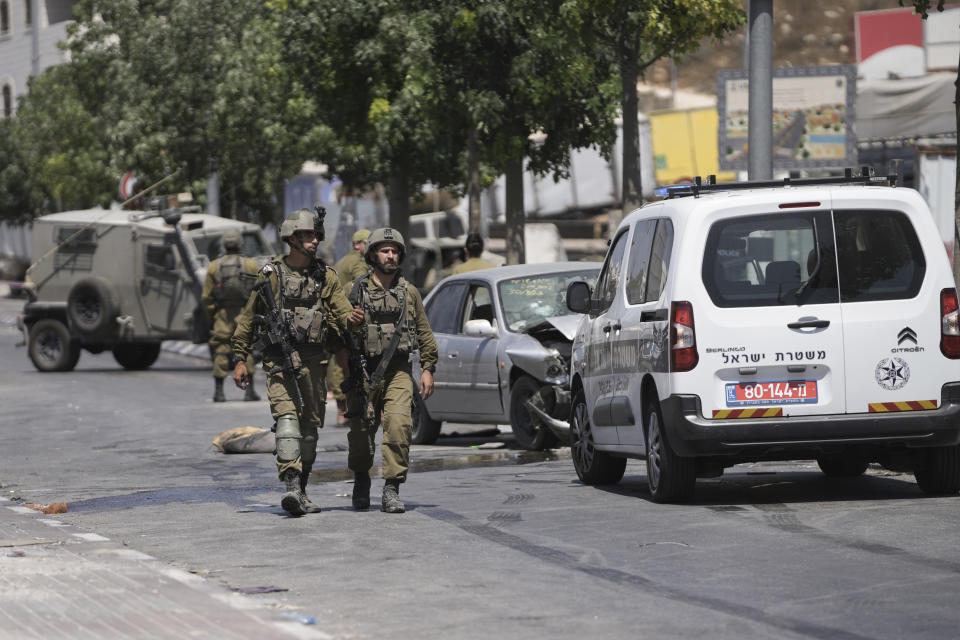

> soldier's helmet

[
  {"left": 222, "top": 228, "right": 243, "bottom": 251},
  {"left": 365, "top": 227, "right": 406, "bottom": 265},
  {"left": 352, "top": 229, "right": 371, "bottom": 243},
  {"left": 280, "top": 208, "right": 324, "bottom": 243}
]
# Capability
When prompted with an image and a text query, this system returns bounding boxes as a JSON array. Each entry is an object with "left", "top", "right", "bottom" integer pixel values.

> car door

[
  {"left": 832, "top": 197, "right": 945, "bottom": 415},
  {"left": 582, "top": 229, "right": 630, "bottom": 445},
  {"left": 440, "top": 283, "right": 503, "bottom": 417},
  {"left": 692, "top": 206, "right": 846, "bottom": 419},
  {"left": 423, "top": 281, "right": 468, "bottom": 417},
  {"left": 617, "top": 218, "right": 673, "bottom": 448}
]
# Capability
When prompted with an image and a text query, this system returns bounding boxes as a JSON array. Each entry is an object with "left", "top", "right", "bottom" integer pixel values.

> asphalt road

[{"left": 2, "top": 295, "right": 959, "bottom": 639}]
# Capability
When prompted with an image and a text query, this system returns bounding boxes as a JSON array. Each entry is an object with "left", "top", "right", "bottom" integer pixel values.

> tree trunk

[
  {"left": 387, "top": 164, "right": 410, "bottom": 241},
  {"left": 505, "top": 153, "right": 525, "bottom": 265},
  {"left": 616, "top": 51, "right": 642, "bottom": 240},
  {"left": 468, "top": 127, "right": 482, "bottom": 235}
]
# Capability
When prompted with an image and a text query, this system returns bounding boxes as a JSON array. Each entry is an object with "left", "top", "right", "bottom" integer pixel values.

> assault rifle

[
  {"left": 340, "top": 329, "right": 370, "bottom": 422},
  {"left": 252, "top": 279, "right": 304, "bottom": 411}
]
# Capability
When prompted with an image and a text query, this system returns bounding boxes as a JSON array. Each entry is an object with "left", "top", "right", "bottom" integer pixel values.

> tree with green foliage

[
  {"left": 574, "top": 0, "right": 744, "bottom": 234},
  {"left": 0, "top": 120, "right": 38, "bottom": 221},
  {"left": 900, "top": 0, "right": 960, "bottom": 286}
]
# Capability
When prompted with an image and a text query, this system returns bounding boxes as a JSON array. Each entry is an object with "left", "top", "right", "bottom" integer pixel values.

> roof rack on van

[{"left": 661, "top": 167, "right": 897, "bottom": 199}]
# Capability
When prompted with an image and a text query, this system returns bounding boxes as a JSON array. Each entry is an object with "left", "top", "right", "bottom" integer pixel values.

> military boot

[
  {"left": 352, "top": 471, "right": 371, "bottom": 510},
  {"left": 244, "top": 377, "right": 261, "bottom": 402},
  {"left": 213, "top": 377, "right": 226, "bottom": 403},
  {"left": 298, "top": 472, "right": 322, "bottom": 514},
  {"left": 280, "top": 469, "right": 307, "bottom": 516},
  {"left": 381, "top": 479, "right": 405, "bottom": 514}
]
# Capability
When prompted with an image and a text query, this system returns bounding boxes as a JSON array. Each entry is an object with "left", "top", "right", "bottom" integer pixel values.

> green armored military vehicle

[{"left": 19, "top": 205, "right": 272, "bottom": 372}]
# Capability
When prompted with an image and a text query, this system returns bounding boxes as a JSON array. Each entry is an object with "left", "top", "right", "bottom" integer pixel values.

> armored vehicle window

[
  {"left": 594, "top": 230, "right": 629, "bottom": 313},
  {"left": 437, "top": 212, "right": 465, "bottom": 239},
  {"left": 54, "top": 227, "right": 96, "bottom": 270},
  {"left": 702, "top": 212, "right": 838, "bottom": 308},
  {"left": 426, "top": 282, "right": 467, "bottom": 334},
  {"left": 834, "top": 210, "right": 925, "bottom": 303},
  {"left": 145, "top": 244, "right": 176, "bottom": 272},
  {"left": 409, "top": 221, "right": 427, "bottom": 238}
]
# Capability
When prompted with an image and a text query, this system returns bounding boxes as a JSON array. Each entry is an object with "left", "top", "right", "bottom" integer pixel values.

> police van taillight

[
  {"left": 671, "top": 301, "right": 698, "bottom": 372},
  {"left": 940, "top": 288, "right": 960, "bottom": 359}
]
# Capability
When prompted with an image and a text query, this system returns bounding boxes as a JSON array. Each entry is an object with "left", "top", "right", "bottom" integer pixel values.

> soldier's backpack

[{"left": 215, "top": 255, "right": 255, "bottom": 307}]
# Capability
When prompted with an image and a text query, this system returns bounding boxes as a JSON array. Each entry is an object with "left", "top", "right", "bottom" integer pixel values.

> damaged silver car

[{"left": 417, "top": 262, "right": 601, "bottom": 449}]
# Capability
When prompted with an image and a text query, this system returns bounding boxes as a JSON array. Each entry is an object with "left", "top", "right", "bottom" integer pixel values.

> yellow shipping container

[{"left": 649, "top": 108, "right": 736, "bottom": 186}]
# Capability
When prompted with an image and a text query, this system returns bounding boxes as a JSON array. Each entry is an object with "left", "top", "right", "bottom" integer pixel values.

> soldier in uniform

[
  {"left": 345, "top": 227, "right": 438, "bottom": 513},
  {"left": 451, "top": 232, "right": 496, "bottom": 275},
  {"left": 231, "top": 208, "right": 361, "bottom": 516},
  {"left": 328, "top": 229, "right": 371, "bottom": 425},
  {"left": 201, "top": 228, "right": 260, "bottom": 403}
]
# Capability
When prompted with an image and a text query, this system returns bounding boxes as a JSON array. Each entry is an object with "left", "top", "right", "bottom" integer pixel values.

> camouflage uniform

[
  {"left": 327, "top": 231, "right": 371, "bottom": 418},
  {"left": 201, "top": 230, "right": 259, "bottom": 402},
  {"left": 451, "top": 256, "right": 496, "bottom": 275},
  {"left": 346, "top": 228, "right": 438, "bottom": 513},
  {"left": 231, "top": 208, "right": 354, "bottom": 516}
]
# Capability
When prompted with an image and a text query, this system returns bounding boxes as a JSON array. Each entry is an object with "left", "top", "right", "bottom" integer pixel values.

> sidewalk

[{"left": 0, "top": 497, "right": 331, "bottom": 640}]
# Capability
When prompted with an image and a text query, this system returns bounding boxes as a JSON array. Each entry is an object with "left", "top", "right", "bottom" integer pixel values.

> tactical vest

[
  {"left": 352, "top": 276, "right": 416, "bottom": 359},
  {"left": 271, "top": 258, "right": 329, "bottom": 345},
  {"left": 214, "top": 255, "right": 256, "bottom": 307}
]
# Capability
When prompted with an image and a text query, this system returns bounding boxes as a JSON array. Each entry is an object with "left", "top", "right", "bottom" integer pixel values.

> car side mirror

[
  {"left": 465, "top": 318, "right": 497, "bottom": 338},
  {"left": 566, "top": 281, "right": 592, "bottom": 314}
]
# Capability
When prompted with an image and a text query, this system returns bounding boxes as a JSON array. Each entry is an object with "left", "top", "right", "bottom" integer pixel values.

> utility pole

[{"left": 747, "top": 0, "right": 773, "bottom": 181}]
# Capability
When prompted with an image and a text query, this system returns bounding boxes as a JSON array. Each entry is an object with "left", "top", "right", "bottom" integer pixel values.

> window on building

[
  {"left": 46, "top": 0, "right": 73, "bottom": 24},
  {"left": 2, "top": 85, "right": 11, "bottom": 119},
  {"left": 1, "top": 2, "right": 10, "bottom": 35},
  {"left": 24, "top": 0, "right": 30, "bottom": 26}
]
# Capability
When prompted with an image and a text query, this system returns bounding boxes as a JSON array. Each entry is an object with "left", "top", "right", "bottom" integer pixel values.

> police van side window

[
  {"left": 645, "top": 219, "right": 674, "bottom": 302},
  {"left": 425, "top": 282, "right": 467, "bottom": 334},
  {"left": 702, "top": 212, "right": 838, "bottom": 308},
  {"left": 834, "top": 210, "right": 925, "bottom": 303},
  {"left": 594, "top": 230, "right": 629, "bottom": 312},
  {"left": 625, "top": 220, "right": 656, "bottom": 305}
]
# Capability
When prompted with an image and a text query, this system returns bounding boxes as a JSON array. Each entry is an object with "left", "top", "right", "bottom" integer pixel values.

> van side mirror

[{"left": 566, "top": 281, "right": 592, "bottom": 314}]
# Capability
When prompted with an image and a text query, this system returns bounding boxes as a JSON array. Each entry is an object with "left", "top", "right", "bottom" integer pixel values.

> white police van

[{"left": 566, "top": 170, "right": 960, "bottom": 503}]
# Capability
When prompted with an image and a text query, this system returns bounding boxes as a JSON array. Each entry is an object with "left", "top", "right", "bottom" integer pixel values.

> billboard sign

[{"left": 717, "top": 65, "right": 857, "bottom": 172}]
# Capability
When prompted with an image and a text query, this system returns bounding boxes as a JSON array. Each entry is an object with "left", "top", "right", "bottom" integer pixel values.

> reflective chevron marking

[
  {"left": 711, "top": 407, "right": 784, "bottom": 419},
  {"left": 868, "top": 400, "right": 938, "bottom": 412}
]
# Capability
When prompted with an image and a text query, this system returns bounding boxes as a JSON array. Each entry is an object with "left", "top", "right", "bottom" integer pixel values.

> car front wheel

[
  {"left": 645, "top": 398, "right": 696, "bottom": 504},
  {"left": 570, "top": 389, "right": 625, "bottom": 485},
  {"left": 411, "top": 391, "right": 442, "bottom": 445},
  {"left": 509, "top": 375, "right": 559, "bottom": 450}
]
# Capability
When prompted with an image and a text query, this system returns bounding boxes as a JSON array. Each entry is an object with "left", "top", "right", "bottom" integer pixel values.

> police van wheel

[
  {"left": 411, "top": 392, "right": 442, "bottom": 445},
  {"left": 510, "top": 375, "right": 559, "bottom": 450},
  {"left": 28, "top": 319, "right": 81, "bottom": 372},
  {"left": 644, "top": 398, "right": 696, "bottom": 504},
  {"left": 913, "top": 445, "right": 960, "bottom": 495},
  {"left": 112, "top": 343, "right": 162, "bottom": 370},
  {"left": 816, "top": 456, "right": 869, "bottom": 478},
  {"left": 570, "top": 389, "right": 625, "bottom": 485},
  {"left": 67, "top": 277, "right": 119, "bottom": 338}
]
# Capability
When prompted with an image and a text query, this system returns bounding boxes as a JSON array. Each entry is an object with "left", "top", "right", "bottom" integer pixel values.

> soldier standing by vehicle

[
  {"left": 345, "top": 227, "right": 438, "bottom": 513},
  {"left": 451, "top": 232, "right": 495, "bottom": 275},
  {"left": 328, "top": 229, "right": 370, "bottom": 426},
  {"left": 202, "top": 229, "right": 261, "bottom": 403},
  {"left": 231, "top": 208, "right": 361, "bottom": 516}
]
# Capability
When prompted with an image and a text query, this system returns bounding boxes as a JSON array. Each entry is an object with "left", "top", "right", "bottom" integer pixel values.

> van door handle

[
  {"left": 602, "top": 324, "right": 612, "bottom": 334},
  {"left": 611, "top": 323, "right": 622, "bottom": 332},
  {"left": 788, "top": 319, "right": 830, "bottom": 329},
  {"left": 447, "top": 353, "right": 459, "bottom": 358}
]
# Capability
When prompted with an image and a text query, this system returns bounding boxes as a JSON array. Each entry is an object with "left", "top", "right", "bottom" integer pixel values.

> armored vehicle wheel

[
  {"left": 28, "top": 319, "right": 81, "bottom": 372},
  {"left": 411, "top": 392, "right": 442, "bottom": 445},
  {"left": 570, "top": 389, "right": 625, "bottom": 485},
  {"left": 914, "top": 445, "right": 960, "bottom": 495},
  {"left": 816, "top": 456, "right": 869, "bottom": 478},
  {"left": 112, "top": 343, "right": 162, "bottom": 370},
  {"left": 67, "top": 277, "right": 119, "bottom": 338},
  {"left": 510, "top": 375, "right": 559, "bottom": 450},
  {"left": 645, "top": 397, "right": 696, "bottom": 504}
]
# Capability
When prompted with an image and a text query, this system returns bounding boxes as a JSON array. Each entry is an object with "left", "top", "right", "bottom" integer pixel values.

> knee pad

[
  {"left": 301, "top": 434, "right": 317, "bottom": 468},
  {"left": 274, "top": 413, "right": 302, "bottom": 463}
]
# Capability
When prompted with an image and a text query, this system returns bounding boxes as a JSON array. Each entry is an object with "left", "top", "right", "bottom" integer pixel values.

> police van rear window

[
  {"left": 834, "top": 210, "right": 925, "bottom": 303},
  {"left": 702, "top": 212, "right": 838, "bottom": 308}
]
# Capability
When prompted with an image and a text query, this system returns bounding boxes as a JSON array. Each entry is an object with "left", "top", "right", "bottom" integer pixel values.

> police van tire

[
  {"left": 411, "top": 392, "right": 442, "bottom": 445},
  {"left": 570, "top": 388, "right": 626, "bottom": 485},
  {"left": 644, "top": 398, "right": 696, "bottom": 504},
  {"left": 112, "top": 342, "right": 162, "bottom": 370},
  {"left": 28, "top": 319, "right": 81, "bottom": 372},
  {"left": 816, "top": 456, "right": 869, "bottom": 478},
  {"left": 67, "top": 277, "right": 119, "bottom": 338},
  {"left": 510, "top": 375, "right": 559, "bottom": 450},
  {"left": 913, "top": 445, "right": 960, "bottom": 495}
]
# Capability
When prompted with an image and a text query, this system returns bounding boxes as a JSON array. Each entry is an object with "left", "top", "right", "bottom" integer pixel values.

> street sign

[{"left": 119, "top": 172, "right": 139, "bottom": 200}]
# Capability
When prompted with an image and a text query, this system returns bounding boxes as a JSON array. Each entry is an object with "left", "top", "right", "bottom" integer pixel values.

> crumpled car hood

[{"left": 522, "top": 315, "right": 580, "bottom": 341}]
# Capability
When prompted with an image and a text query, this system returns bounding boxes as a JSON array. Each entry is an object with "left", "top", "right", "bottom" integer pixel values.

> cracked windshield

[{"left": 498, "top": 270, "right": 599, "bottom": 332}]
